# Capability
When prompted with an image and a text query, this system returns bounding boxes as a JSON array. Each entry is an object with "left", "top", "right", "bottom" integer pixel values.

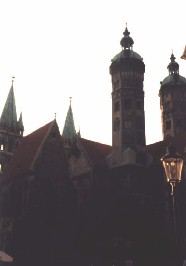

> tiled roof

[
  {"left": 147, "top": 133, "right": 186, "bottom": 164},
  {"left": 3, "top": 120, "right": 186, "bottom": 182},
  {"left": 1, "top": 120, "right": 56, "bottom": 181},
  {"left": 78, "top": 138, "right": 112, "bottom": 168}
]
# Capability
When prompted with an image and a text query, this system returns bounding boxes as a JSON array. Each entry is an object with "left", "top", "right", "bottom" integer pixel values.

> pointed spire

[
  {"left": 0, "top": 77, "right": 18, "bottom": 131},
  {"left": 167, "top": 53, "right": 179, "bottom": 75},
  {"left": 62, "top": 97, "right": 76, "bottom": 140},
  {"left": 77, "top": 126, "right": 81, "bottom": 137},
  {"left": 18, "top": 112, "right": 24, "bottom": 134},
  {"left": 120, "top": 23, "right": 134, "bottom": 50}
]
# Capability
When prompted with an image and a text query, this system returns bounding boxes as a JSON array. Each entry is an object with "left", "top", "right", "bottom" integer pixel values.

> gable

[
  {"left": 33, "top": 122, "right": 68, "bottom": 182},
  {"left": 0, "top": 120, "right": 67, "bottom": 182},
  {"left": 69, "top": 141, "right": 91, "bottom": 178}
]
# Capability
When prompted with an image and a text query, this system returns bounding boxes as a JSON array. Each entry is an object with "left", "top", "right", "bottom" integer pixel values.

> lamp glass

[{"left": 162, "top": 157, "right": 183, "bottom": 185}]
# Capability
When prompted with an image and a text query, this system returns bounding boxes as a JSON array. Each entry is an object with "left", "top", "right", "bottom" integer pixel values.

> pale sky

[{"left": 0, "top": 0, "right": 185, "bottom": 146}]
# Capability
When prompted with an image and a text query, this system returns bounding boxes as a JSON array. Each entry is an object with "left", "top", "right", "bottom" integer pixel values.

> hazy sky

[{"left": 0, "top": 0, "right": 185, "bottom": 145}]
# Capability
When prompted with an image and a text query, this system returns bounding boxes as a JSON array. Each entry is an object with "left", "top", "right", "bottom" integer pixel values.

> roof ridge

[
  {"left": 30, "top": 119, "right": 56, "bottom": 170},
  {"left": 80, "top": 137, "right": 111, "bottom": 147}
]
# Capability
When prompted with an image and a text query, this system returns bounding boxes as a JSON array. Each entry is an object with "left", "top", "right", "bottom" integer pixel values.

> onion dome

[
  {"left": 111, "top": 26, "right": 143, "bottom": 64},
  {"left": 161, "top": 53, "right": 186, "bottom": 86}
]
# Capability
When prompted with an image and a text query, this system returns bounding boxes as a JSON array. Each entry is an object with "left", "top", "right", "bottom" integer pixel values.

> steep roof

[
  {"left": 78, "top": 138, "right": 112, "bottom": 168},
  {"left": 147, "top": 133, "right": 186, "bottom": 164},
  {"left": 1, "top": 120, "right": 57, "bottom": 181},
  {"left": 0, "top": 81, "right": 17, "bottom": 130}
]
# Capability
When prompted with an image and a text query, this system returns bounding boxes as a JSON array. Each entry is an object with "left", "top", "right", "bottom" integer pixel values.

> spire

[
  {"left": 167, "top": 53, "right": 179, "bottom": 75},
  {"left": 77, "top": 126, "right": 81, "bottom": 137},
  {"left": 120, "top": 23, "right": 134, "bottom": 50},
  {"left": 0, "top": 77, "right": 18, "bottom": 131},
  {"left": 18, "top": 112, "right": 24, "bottom": 134},
  {"left": 62, "top": 97, "right": 76, "bottom": 141}
]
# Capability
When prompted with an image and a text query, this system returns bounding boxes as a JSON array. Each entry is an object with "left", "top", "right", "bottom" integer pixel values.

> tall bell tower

[
  {"left": 109, "top": 26, "right": 147, "bottom": 167},
  {"left": 159, "top": 53, "right": 186, "bottom": 139}
]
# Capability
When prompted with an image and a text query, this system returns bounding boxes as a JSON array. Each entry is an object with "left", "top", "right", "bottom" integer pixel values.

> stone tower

[
  {"left": 0, "top": 78, "right": 24, "bottom": 173},
  {"left": 159, "top": 53, "right": 186, "bottom": 139},
  {"left": 109, "top": 26, "right": 147, "bottom": 167}
]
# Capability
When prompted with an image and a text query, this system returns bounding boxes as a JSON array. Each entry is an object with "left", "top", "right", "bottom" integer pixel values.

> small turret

[
  {"left": 167, "top": 53, "right": 179, "bottom": 75},
  {"left": 17, "top": 112, "right": 24, "bottom": 136}
]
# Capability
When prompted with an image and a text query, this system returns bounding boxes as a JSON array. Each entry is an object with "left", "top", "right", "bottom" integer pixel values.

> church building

[{"left": 0, "top": 25, "right": 186, "bottom": 266}]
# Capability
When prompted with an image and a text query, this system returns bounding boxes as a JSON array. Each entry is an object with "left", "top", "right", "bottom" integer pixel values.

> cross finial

[
  {"left": 54, "top": 112, "right": 56, "bottom": 119},
  {"left": 69, "top": 97, "right": 72, "bottom": 105}
]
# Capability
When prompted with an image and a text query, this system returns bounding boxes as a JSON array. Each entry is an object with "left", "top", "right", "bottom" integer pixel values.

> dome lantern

[
  {"left": 120, "top": 25, "right": 134, "bottom": 50},
  {"left": 168, "top": 53, "right": 179, "bottom": 75}
]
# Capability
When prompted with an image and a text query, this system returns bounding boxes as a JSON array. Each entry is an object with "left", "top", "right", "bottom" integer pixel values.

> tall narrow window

[
  {"left": 0, "top": 144, "right": 3, "bottom": 151},
  {"left": 166, "top": 120, "right": 171, "bottom": 130},
  {"left": 114, "top": 118, "right": 120, "bottom": 131},
  {"left": 114, "top": 101, "right": 120, "bottom": 112}
]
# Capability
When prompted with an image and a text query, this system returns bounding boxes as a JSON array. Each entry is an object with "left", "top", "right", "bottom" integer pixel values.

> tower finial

[
  {"left": 12, "top": 76, "right": 15, "bottom": 86},
  {"left": 69, "top": 97, "right": 72, "bottom": 105},
  {"left": 120, "top": 24, "right": 134, "bottom": 50},
  {"left": 54, "top": 112, "right": 56, "bottom": 120}
]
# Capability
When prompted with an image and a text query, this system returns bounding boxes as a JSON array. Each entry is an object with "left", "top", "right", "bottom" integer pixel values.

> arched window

[
  {"left": 166, "top": 120, "right": 171, "bottom": 130},
  {"left": 114, "top": 101, "right": 120, "bottom": 112}
]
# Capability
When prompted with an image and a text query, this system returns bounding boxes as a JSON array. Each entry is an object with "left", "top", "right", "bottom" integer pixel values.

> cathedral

[{"left": 0, "top": 25, "right": 186, "bottom": 266}]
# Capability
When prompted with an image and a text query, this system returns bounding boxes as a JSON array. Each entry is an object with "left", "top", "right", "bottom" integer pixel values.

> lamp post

[{"left": 161, "top": 143, "right": 184, "bottom": 264}]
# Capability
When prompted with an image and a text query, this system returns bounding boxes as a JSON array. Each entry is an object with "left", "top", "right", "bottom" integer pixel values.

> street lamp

[
  {"left": 161, "top": 142, "right": 184, "bottom": 259},
  {"left": 161, "top": 143, "right": 183, "bottom": 196}
]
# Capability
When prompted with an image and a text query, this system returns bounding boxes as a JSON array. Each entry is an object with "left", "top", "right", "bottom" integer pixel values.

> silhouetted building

[
  {"left": 0, "top": 25, "right": 186, "bottom": 266},
  {"left": 159, "top": 53, "right": 186, "bottom": 139}
]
